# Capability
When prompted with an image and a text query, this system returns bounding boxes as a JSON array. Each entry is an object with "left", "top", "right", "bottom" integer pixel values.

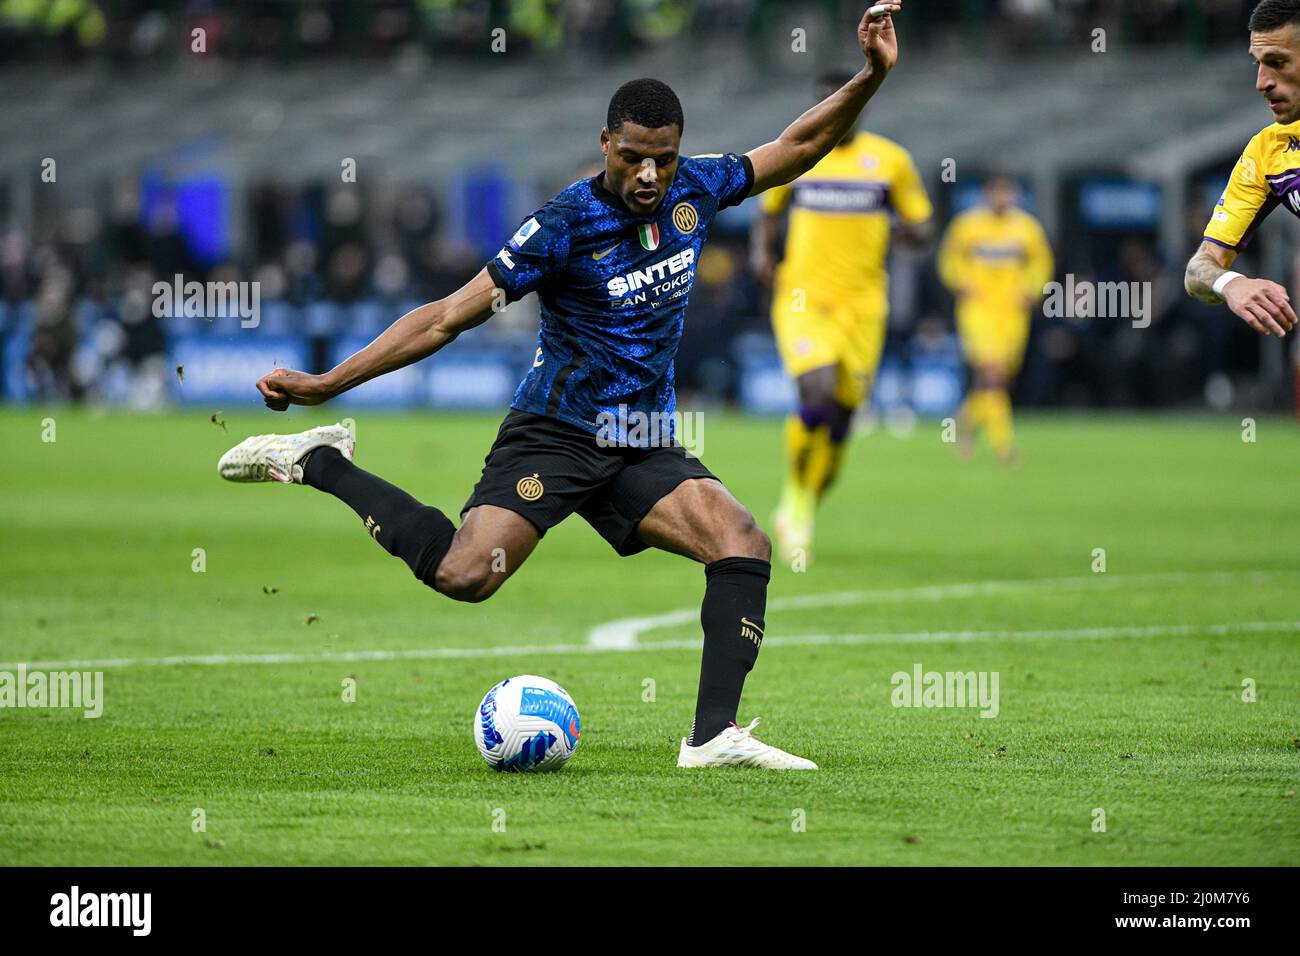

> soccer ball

[{"left": 473, "top": 675, "right": 581, "bottom": 772}]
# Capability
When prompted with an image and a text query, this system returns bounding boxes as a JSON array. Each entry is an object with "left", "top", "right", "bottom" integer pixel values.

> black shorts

[{"left": 461, "top": 409, "right": 716, "bottom": 556}]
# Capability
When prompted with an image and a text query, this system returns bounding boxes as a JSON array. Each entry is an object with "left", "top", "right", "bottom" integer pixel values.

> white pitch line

[
  {"left": 587, "top": 569, "right": 1285, "bottom": 649},
  {"left": 753, "top": 620, "right": 1300, "bottom": 647},
  {"left": 2, "top": 620, "right": 1296, "bottom": 672}
]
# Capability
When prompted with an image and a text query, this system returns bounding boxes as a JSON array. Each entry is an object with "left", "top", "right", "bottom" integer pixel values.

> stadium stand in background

[{"left": 1, "top": 0, "right": 1294, "bottom": 414}]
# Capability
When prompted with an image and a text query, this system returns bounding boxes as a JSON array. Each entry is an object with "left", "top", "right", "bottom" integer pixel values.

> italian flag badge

[{"left": 637, "top": 222, "right": 660, "bottom": 251}]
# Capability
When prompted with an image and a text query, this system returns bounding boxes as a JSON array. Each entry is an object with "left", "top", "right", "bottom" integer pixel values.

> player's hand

[
  {"left": 752, "top": 252, "right": 776, "bottom": 288},
  {"left": 256, "top": 368, "right": 335, "bottom": 411},
  {"left": 1220, "top": 276, "right": 1297, "bottom": 336},
  {"left": 858, "top": 3, "right": 902, "bottom": 77}
]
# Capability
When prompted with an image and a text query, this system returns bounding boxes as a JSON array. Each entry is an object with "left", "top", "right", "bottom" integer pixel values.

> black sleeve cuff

[
  {"left": 484, "top": 258, "right": 517, "bottom": 304},
  {"left": 725, "top": 153, "right": 756, "bottom": 209}
]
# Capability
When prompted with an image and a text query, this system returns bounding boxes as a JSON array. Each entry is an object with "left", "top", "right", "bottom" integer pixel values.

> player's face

[
  {"left": 1251, "top": 27, "right": 1300, "bottom": 124},
  {"left": 600, "top": 123, "right": 681, "bottom": 215},
  {"left": 985, "top": 179, "right": 1018, "bottom": 213}
]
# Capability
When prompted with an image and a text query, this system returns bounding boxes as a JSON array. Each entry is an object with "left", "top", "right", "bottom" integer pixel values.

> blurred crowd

[
  {"left": 4, "top": 179, "right": 485, "bottom": 402},
  {"left": 0, "top": 0, "right": 1282, "bottom": 410},
  {"left": 3, "top": 168, "right": 1281, "bottom": 411},
  {"left": 0, "top": 0, "right": 1265, "bottom": 67}
]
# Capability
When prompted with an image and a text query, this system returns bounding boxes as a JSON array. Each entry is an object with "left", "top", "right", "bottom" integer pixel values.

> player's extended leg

[
  {"left": 433, "top": 505, "right": 539, "bottom": 602},
  {"left": 301, "top": 450, "right": 539, "bottom": 602},
  {"left": 636, "top": 478, "right": 816, "bottom": 770},
  {"left": 218, "top": 425, "right": 538, "bottom": 601}
]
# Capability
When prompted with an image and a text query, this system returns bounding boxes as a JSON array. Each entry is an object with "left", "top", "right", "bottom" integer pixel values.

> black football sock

[
  {"left": 301, "top": 446, "right": 454, "bottom": 587},
  {"left": 688, "top": 556, "right": 770, "bottom": 746}
]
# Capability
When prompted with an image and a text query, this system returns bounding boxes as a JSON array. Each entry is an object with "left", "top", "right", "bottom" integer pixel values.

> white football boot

[
  {"left": 217, "top": 422, "right": 355, "bottom": 484},
  {"left": 677, "top": 717, "right": 818, "bottom": 770}
]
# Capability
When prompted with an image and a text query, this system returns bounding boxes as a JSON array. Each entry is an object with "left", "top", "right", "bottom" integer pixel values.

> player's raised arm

[
  {"left": 1184, "top": 240, "right": 1295, "bottom": 337},
  {"left": 744, "top": 4, "right": 901, "bottom": 196},
  {"left": 256, "top": 267, "right": 500, "bottom": 410}
]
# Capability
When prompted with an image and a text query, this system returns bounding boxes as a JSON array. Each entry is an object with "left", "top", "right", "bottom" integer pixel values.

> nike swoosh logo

[{"left": 592, "top": 243, "right": 620, "bottom": 260}]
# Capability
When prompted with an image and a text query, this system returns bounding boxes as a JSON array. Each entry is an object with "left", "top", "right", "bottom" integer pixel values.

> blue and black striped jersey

[{"left": 485, "top": 152, "right": 753, "bottom": 443}]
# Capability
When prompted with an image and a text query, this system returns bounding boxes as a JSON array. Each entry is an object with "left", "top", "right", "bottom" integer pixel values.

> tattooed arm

[
  {"left": 1184, "top": 240, "right": 1297, "bottom": 336},
  {"left": 1183, "top": 241, "right": 1236, "bottom": 304}
]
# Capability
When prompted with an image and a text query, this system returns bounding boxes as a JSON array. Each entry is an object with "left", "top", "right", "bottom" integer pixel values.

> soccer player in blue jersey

[{"left": 217, "top": 5, "right": 903, "bottom": 770}]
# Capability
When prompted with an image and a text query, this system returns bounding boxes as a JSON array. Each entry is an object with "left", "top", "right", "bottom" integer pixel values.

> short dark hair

[
  {"left": 606, "top": 78, "right": 684, "bottom": 135},
  {"left": 1249, "top": 0, "right": 1300, "bottom": 32}
]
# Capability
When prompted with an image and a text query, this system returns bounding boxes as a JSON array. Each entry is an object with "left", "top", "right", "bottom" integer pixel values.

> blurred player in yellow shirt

[
  {"left": 752, "top": 71, "right": 932, "bottom": 562},
  {"left": 937, "top": 174, "right": 1053, "bottom": 466}
]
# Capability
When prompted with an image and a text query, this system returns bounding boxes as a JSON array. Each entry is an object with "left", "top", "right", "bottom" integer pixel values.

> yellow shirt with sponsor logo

[
  {"left": 761, "top": 131, "right": 932, "bottom": 298},
  {"left": 1203, "top": 119, "right": 1300, "bottom": 251},
  {"left": 937, "top": 205, "right": 1054, "bottom": 308}
]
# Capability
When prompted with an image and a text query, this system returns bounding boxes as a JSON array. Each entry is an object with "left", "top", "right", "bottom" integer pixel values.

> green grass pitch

[{"left": 1, "top": 406, "right": 1297, "bottom": 866}]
